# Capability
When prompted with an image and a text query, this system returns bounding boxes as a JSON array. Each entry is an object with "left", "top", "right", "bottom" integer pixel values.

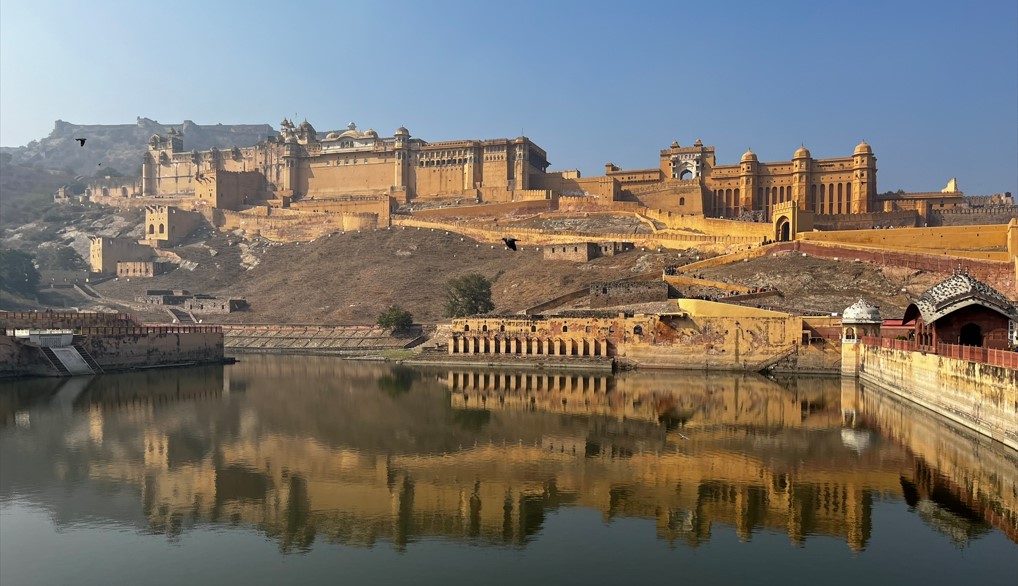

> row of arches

[
  {"left": 448, "top": 371, "right": 611, "bottom": 394},
  {"left": 809, "top": 183, "right": 853, "bottom": 215},
  {"left": 709, "top": 182, "right": 860, "bottom": 219},
  {"left": 148, "top": 223, "right": 165, "bottom": 235},
  {"left": 450, "top": 335, "right": 610, "bottom": 357}
]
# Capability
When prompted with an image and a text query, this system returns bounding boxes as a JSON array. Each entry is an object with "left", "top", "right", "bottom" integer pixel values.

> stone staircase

[
  {"left": 167, "top": 307, "right": 195, "bottom": 323},
  {"left": 38, "top": 346, "right": 96, "bottom": 376},
  {"left": 39, "top": 347, "right": 71, "bottom": 376},
  {"left": 73, "top": 344, "right": 104, "bottom": 374}
]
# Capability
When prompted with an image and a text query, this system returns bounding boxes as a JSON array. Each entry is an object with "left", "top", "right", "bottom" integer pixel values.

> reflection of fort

[{"left": 1, "top": 357, "right": 1014, "bottom": 555}]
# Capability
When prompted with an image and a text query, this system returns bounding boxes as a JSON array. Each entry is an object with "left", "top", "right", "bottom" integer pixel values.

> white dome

[{"left": 842, "top": 299, "right": 882, "bottom": 324}]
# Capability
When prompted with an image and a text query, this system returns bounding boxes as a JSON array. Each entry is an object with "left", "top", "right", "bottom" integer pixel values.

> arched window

[
  {"left": 149, "top": 224, "right": 155, "bottom": 234},
  {"left": 482, "top": 325, "right": 488, "bottom": 332},
  {"left": 679, "top": 197, "right": 685, "bottom": 206},
  {"left": 562, "top": 325, "right": 568, "bottom": 333},
  {"left": 811, "top": 184, "right": 818, "bottom": 212},
  {"left": 159, "top": 224, "right": 165, "bottom": 234},
  {"left": 531, "top": 325, "right": 536, "bottom": 332},
  {"left": 499, "top": 325, "right": 505, "bottom": 332},
  {"left": 464, "top": 324, "right": 470, "bottom": 331},
  {"left": 633, "top": 325, "right": 643, "bottom": 335}
]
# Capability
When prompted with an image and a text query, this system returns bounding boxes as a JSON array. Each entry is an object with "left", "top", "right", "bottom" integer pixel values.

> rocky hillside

[{"left": 0, "top": 117, "right": 276, "bottom": 177}]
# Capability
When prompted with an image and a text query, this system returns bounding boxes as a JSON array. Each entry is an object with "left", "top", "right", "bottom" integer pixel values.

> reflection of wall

[
  {"left": 444, "top": 369, "right": 842, "bottom": 430},
  {"left": 843, "top": 379, "right": 1018, "bottom": 543}
]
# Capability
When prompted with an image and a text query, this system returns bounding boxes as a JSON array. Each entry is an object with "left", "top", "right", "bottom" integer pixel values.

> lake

[{"left": 1, "top": 355, "right": 1015, "bottom": 585}]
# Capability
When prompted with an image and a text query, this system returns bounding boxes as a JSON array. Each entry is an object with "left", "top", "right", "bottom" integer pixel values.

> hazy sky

[{"left": 1, "top": 0, "right": 1015, "bottom": 195}]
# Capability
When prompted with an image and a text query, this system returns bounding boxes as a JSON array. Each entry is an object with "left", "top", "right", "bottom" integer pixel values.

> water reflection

[{"left": 0, "top": 356, "right": 1014, "bottom": 557}]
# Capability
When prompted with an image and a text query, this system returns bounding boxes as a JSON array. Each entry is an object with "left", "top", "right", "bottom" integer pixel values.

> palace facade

[
  {"left": 91, "top": 116, "right": 989, "bottom": 225},
  {"left": 137, "top": 120, "right": 551, "bottom": 205}
]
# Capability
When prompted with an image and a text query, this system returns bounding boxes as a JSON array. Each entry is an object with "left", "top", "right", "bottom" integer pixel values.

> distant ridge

[{"left": 1, "top": 117, "right": 277, "bottom": 176}]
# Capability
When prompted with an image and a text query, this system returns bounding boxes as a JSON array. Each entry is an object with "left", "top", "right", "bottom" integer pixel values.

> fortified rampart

[
  {"left": 211, "top": 207, "right": 369, "bottom": 242},
  {"left": 811, "top": 210, "right": 920, "bottom": 231},
  {"left": 798, "top": 224, "right": 1010, "bottom": 258},
  {"left": 392, "top": 218, "right": 762, "bottom": 250},
  {"left": 776, "top": 240, "right": 1015, "bottom": 295},
  {"left": 929, "top": 206, "right": 1018, "bottom": 227},
  {"left": 410, "top": 199, "right": 553, "bottom": 220}
]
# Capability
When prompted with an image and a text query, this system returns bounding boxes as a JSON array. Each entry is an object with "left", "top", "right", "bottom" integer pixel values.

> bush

[
  {"left": 443, "top": 273, "right": 495, "bottom": 318},
  {"left": 377, "top": 305, "right": 414, "bottom": 331}
]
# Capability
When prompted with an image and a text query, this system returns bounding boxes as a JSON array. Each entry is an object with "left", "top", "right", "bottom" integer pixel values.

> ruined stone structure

[
  {"left": 183, "top": 296, "right": 248, "bottom": 314},
  {"left": 543, "top": 241, "right": 634, "bottom": 262},
  {"left": 88, "top": 236, "right": 151, "bottom": 275},
  {"left": 144, "top": 205, "right": 203, "bottom": 244},
  {"left": 116, "top": 261, "right": 163, "bottom": 278},
  {"left": 543, "top": 242, "right": 600, "bottom": 262},
  {"left": 589, "top": 280, "right": 669, "bottom": 308}
]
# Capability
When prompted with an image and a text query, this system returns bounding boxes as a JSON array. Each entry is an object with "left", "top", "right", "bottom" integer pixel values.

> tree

[
  {"left": 35, "top": 246, "right": 86, "bottom": 271},
  {"left": 377, "top": 304, "right": 414, "bottom": 331},
  {"left": 0, "top": 248, "right": 40, "bottom": 298},
  {"left": 443, "top": 273, "right": 494, "bottom": 318}
]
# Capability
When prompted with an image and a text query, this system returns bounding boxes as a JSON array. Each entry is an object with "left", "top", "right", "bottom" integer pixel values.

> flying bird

[
  {"left": 502, "top": 237, "right": 518, "bottom": 251},
  {"left": 75, "top": 138, "right": 86, "bottom": 147}
]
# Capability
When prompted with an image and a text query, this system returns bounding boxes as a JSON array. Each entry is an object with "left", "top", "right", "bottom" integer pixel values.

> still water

[{"left": 1, "top": 356, "right": 1015, "bottom": 585}]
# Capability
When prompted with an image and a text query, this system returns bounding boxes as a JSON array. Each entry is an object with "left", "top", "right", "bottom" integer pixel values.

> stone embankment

[{"left": 223, "top": 324, "right": 421, "bottom": 355}]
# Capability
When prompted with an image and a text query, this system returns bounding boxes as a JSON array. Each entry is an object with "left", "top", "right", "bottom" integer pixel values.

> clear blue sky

[{"left": 1, "top": 0, "right": 1015, "bottom": 195}]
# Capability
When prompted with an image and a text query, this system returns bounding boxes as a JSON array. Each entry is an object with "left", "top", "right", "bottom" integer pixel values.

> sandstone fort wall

[{"left": 859, "top": 343, "right": 1018, "bottom": 451}]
